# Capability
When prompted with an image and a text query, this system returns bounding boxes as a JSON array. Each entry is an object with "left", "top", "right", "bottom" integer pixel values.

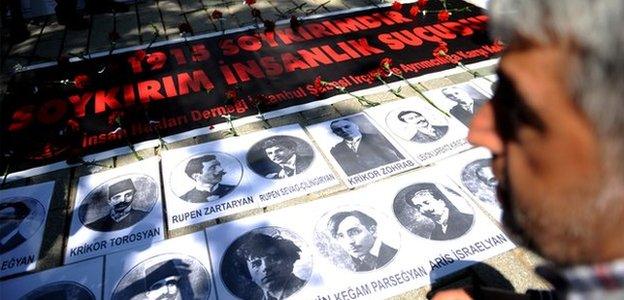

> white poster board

[
  {"left": 104, "top": 231, "right": 215, "bottom": 300},
  {"left": 65, "top": 157, "right": 164, "bottom": 264},
  {"left": 162, "top": 124, "right": 339, "bottom": 230},
  {"left": 438, "top": 147, "right": 502, "bottom": 221},
  {"left": 364, "top": 95, "right": 473, "bottom": 165},
  {"left": 206, "top": 167, "right": 514, "bottom": 299},
  {"left": 0, "top": 257, "right": 103, "bottom": 299},
  {"left": 0, "top": 181, "right": 54, "bottom": 277},
  {"left": 306, "top": 113, "right": 417, "bottom": 188}
]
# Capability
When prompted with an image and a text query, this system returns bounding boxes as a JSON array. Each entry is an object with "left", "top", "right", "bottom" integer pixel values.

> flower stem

[
  {"left": 1, "top": 163, "right": 9, "bottom": 188},
  {"left": 328, "top": 83, "right": 378, "bottom": 107},
  {"left": 376, "top": 75, "right": 405, "bottom": 99},
  {"left": 456, "top": 62, "right": 494, "bottom": 83},
  {"left": 387, "top": 70, "right": 450, "bottom": 117}
]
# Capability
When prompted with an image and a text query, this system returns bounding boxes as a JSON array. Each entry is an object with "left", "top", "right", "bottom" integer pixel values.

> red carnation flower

[
  {"left": 290, "top": 16, "right": 301, "bottom": 29},
  {"left": 391, "top": 1, "right": 402, "bottom": 11},
  {"left": 312, "top": 76, "right": 325, "bottom": 95},
  {"left": 135, "top": 49, "right": 147, "bottom": 61},
  {"left": 369, "top": 68, "right": 382, "bottom": 79},
  {"left": 380, "top": 58, "right": 393, "bottom": 69},
  {"left": 225, "top": 89, "right": 237, "bottom": 100},
  {"left": 66, "top": 119, "right": 80, "bottom": 132},
  {"left": 409, "top": 5, "right": 420, "bottom": 17},
  {"left": 178, "top": 22, "right": 193, "bottom": 35},
  {"left": 433, "top": 43, "right": 449, "bottom": 57},
  {"left": 437, "top": 10, "right": 450, "bottom": 21},
  {"left": 417, "top": 0, "right": 428, "bottom": 8},
  {"left": 74, "top": 74, "right": 89, "bottom": 89},
  {"left": 211, "top": 10, "right": 223, "bottom": 19},
  {"left": 263, "top": 20, "right": 275, "bottom": 32},
  {"left": 245, "top": 0, "right": 256, "bottom": 5}
]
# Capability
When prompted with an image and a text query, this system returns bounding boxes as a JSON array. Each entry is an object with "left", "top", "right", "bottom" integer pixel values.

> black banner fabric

[{"left": 1, "top": 1, "right": 501, "bottom": 173}]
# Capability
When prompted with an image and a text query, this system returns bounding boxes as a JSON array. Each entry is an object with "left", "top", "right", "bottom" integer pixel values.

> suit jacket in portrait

[
  {"left": 87, "top": 209, "right": 149, "bottom": 232},
  {"left": 0, "top": 231, "right": 27, "bottom": 254},
  {"left": 450, "top": 99, "right": 487, "bottom": 127},
  {"left": 330, "top": 134, "right": 403, "bottom": 176},
  {"left": 429, "top": 210, "right": 474, "bottom": 241},
  {"left": 181, "top": 184, "right": 236, "bottom": 203},
  {"left": 265, "top": 155, "right": 313, "bottom": 179},
  {"left": 410, "top": 125, "right": 448, "bottom": 143},
  {"left": 351, "top": 242, "right": 398, "bottom": 272}
]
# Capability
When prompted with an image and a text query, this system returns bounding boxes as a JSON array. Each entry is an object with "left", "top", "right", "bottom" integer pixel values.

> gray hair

[{"left": 489, "top": 0, "right": 624, "bottom": 177}]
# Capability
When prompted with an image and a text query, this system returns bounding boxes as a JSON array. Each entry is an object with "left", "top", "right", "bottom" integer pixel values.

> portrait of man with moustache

[{"left": 181, "top": 154, "right": 235, "bottom": 203}]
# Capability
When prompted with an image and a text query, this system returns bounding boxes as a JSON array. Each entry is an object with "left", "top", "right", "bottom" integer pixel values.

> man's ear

[
  {"left": 370, "top": 225, "right": 377, "bottom": 237},
  {"left": 191, "top": 173, "right": 201, "bottom": 181}
]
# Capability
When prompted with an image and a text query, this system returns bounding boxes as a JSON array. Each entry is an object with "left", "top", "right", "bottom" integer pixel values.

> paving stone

[
  {"left": 168, "top": 219, "right": 218, "bottom": 239},
  {"left": 137, "top": 2, "right": 167, "bottom": 43},
  {"left": 36, "top": 207, "right": 68, "bottom": 271},
  {"left": 419, "top": 77, "right": 454, "bottom": 90},
  {"left": 115, "top": 11, "right": 141, "bottom": 48},
  {"left": 266, "top": 112, "right": 305, "bottom": 127},
  {"left": 193, "top": 131, "right": 224, "bottom": 144},
  {"left": 332, "top": 98, "right": 364, "bottom": 115},
  {"left": 158, "top": 0, "right": 185, "bottom": 39},
  {"left": 114, "top": 147, "right": 156, "bottom": 167},
  {"left": 39, "top": 18, "right": 66, "bottom": 42},
  {"left": 62, "top": 26, "right": 89, "bottom": 56},
  {"left": 299, "top": 105, "right": 341, "bottom": 124},
  {"left": 33, "top": 39, "right": 62, "bottom": 61},
  {"left": 215, "top": 207, "right": 265, "bottom": 224},
  {"left": 447, "top": 72, "right": 476, "bottom": 84},
  {"left": 88, "top": 14, "right": 116, "bottom": 53},
  {"left": 165, "top": 137, "right": 197, "bottom": 149}
]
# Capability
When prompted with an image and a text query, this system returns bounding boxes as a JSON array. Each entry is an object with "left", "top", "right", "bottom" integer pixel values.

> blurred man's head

[
  {"left": 144, "top": 260, "right": 190, "bottom": 300},
  {"left": 107, "top": 179, "right": 135, "bottom": 214},
  {"left": 185, "top": 155, "right": 225, "bottom": 186},
  {"left": 468, "top": 0, "right": 624, "bottom": 264},
  {"left": 330, "top": 119, "right": 362, "bottom": 141},
  {"left": 442, "top": 87, "right": 475, "bottom": 108},
  {"left": 261, "top": 138, "right": 297, "bottom": 165},
  {"left": 327, "top": 211, "right": 378, "bottom": 260}
]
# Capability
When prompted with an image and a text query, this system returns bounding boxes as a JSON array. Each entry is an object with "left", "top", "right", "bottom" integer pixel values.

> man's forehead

[
  {"left": 202, "top": 160, "right": 219, "bottom": 167},
  {"left": 411, "top": 190, "right": 435, "bottom": 201},
  {"left": 337, "top": 216, "right": 363, "bottom": 230},
  {"left": 112, "top": 189, "right": 134, "bottom": 196},
  {"left": 332, "top": 120, "right": 354, "bottom": 127}
]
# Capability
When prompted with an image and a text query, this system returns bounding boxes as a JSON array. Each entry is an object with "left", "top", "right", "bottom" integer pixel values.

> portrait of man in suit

[
  {"left": 257, "top": 136, "right": 314, "bottom": 179},
  {"left": 441, "top": 86, "right": 487, "bottom": 127},
  {"left": 181, "top": 154, "right": 235, "bottom": 203},
  {"left": 397, "top": 110, "right": 448, "bottom": 143},
  {"left": 461, "top": 159, "right": 499, "bottom": 205},
  {"left": 329, "top": 118, "right": 403, "bottom": 176},
  {"left": 405, "top": 184, "right": 474, "bottom": 240},
  {"left": 235, "top": 233, "right": 307, "bottom": 300},
  {"left": 327, "top": 210, "right": 398, "bottom": 272},
  {"left": 0, "top": 201, "right": 31, "bottom": 254},
  {"left": 87, "top": 178, "right": 149, "bottom": 232}
]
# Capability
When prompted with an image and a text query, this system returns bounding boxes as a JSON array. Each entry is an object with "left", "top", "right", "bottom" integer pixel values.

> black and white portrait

[
  {"left": 112, "top": 254, "right": 211, "bottom": 300},
  {"left": 461, "top": 158, "right": 498, "bottom": 205},
  {"left": 78, "top": 175, "right": 158, "bottom": 232},
  {"left": 315, "top": 207, "right": 400, "bottom": 272},
  {"left": 21, "top": 281, "right": 95, "bottom": 300},
  {"left": 247, "top": 136, "right": 314, "bottom": 179},
  {"left": 329, "top": 116, "right": 404, "bottom": 176},
  {"left": 171, "top": 152, "right": 243, "bottom": 203},
  {"left": 0, "top": 197, "right": 45, "bottom": 254},
  {"left": 388, "top": 110, "right": 449, "bottom": 143},
  {"left": 221, "top": 227, "right": 312, "bottom": 300},
  {"left": 440, "top": 85, "right": 488, "bottom": 127},
  {"left": 393, "top": 183, "right": 474, "bottom": 241}
]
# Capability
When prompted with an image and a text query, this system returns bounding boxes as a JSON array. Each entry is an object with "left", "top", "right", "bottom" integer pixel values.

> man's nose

[{"left": 468, "top": 102, "right": 504, "bottom": 154}]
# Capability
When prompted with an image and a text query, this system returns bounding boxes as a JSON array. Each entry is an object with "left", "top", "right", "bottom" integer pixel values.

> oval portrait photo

[
  {"left": 21, "top": 281, "right": 95, "bottom": 300},
  {"left": 385, "top": 107, "right": 449, "bottom": 144},
  {"left": 112, "top": 253, "right": 211, "bottom": 300},
  {"left": 0, "top": 196, "right": 46, "bottom": 254},
  {"left": 170, "top": 152, "right": 243, "bottom": 203},
  {"left": 461, "top": 158, "right": 498, "bottom": 205},
  {"left": 246, "top": 136, "right": 315, "bottom": 179},
  {"left": 393, "top": 183, "right": 475, "bottom": 241},
  {"left": 78, "top": 175, "right": 159, "bottom": 232},
  {"left": 220, "top": 226, "right": 312, "bottom": 300},
  {"left": 314, "top": 205, "right": 400, "bottom": 272}
]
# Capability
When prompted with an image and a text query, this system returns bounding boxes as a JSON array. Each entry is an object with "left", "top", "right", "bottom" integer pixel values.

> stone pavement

[{"left": 0, "top": 1, "right": 551, "bottom": 298}]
